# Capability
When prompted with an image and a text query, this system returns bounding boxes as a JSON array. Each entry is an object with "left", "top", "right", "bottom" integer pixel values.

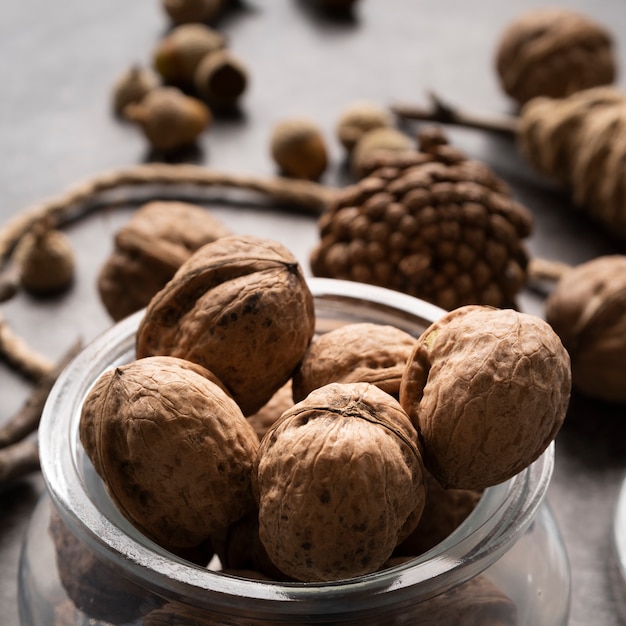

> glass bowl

[{"left": 19, "top": 278, "right": 571, "bottom": 625}]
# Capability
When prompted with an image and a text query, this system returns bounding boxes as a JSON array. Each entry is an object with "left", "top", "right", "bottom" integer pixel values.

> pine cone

[
  {"left": 310, "top": 128, "right": 533, "bottom": 311},
  {"left": 495, "top": 7, "right": 616, "bottom": 107}
]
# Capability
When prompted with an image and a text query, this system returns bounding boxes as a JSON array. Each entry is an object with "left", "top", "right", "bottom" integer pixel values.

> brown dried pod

[
  {"left": 246, "top": 379, "right": 294, "bottom": 441},
  {"left": 162, "top": 0, "right": 225, "bottom": 25},
  {"left": 270, "top": 117, "right": 329, "bottom": 181},
  {"left": 394, "top": 471, "right": 482, "bottom": 557},
  {"left": 350, "top": 126, "right": 415, "bottom": 177},
  {"left": 400, "top": 305, "right": 571, "bottom": 490},
  {"left": 153, "top": 23, "right": 226, "bottom": 87},
  {"left": 97, "top": 200, "right": 232, "bottom": 321},
  {"left": 545, "top": 255, "right": 626, "bottom": 404},
  {"left": 194, "top": 49, "right": 249, "bottom": 108},
  {"left": 310, "top": 128, "right": 533, "bottom": 311},
  {"left": 14, "top": 219, "right": 75, "bottom": 295},
  {"left": 79, "top": 355, "right": 259, "bottom": 549},
  {"left": 292, "top": 322, "right": 418, "bottom": 402},
  {"left": 124, "top": 86, "right": 212, "bottom": 153},
  {"left": 136, "top": 235, "right": 316, "bottom": 416},
  {"left": 254, "top": 382, "right": 427, "bottom": 582},
  {"left": 495, "top": 7, "right": 616, "bottom": 106},
  {"left": 112, "top": 65, "right": 161, "bottom": 117},
  {"left": 335, "top": 100, "right": 394, "bottom": 154}
]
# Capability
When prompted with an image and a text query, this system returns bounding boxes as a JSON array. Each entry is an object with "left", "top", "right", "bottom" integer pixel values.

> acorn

[
  {"left": 111, "top": 65, "right": 160, "bottom": 117},
  {"left": 124, "top": 86, "right": 212, "bottom": 152},
  {"left": 335, "top": 100, "right": 394, "bottom": 154},
  {"left": 350, "top": 126, "right": 415, "bottom": 177},
  {"left": 194, "top": 49, "right": 248, "bottom": 109},
  {"left": 161, "top": 0, "right": 225, "bottom": 25},
  {"left": 153, "top": 23, "right": 226, "bottom": 88}
]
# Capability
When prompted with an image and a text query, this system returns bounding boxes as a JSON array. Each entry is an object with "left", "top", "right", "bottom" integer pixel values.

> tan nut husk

[
  {"left": 335, "top": 100, "right": 394, "bottom": 153},
  {"left": 112, "top": 65, "right": 160, "bottom": 117},
  {"left": 194, "top": 49, "right": 248, "bottom": 108},
  {"left": 350, "top": 126, "right": 415, "bottom": 177},
  {"left": 495, "top": 7, "right": 616, "bottom": 106},
  {"left": 311, "top": 127, "right": 533, "bottom": 311},
  {"left": 545, "top": 255, "right": 626, "bottom": 404},
  {"left": 292, "top": 321, "right": 418, "bottom": 401},
  {"left": 254, "top": 382, "right": 426, "bottom": 582},
  {"left": 400, "top": 305, "right": 571, "bottom": 490},
  {"left": 79, "top": 355, "right": 259, "bottom": 548},
  {"left": 136, "top": 234, "right": 316, "bottom": 416},
  {"left": 97, "top": 200, "right": 232, "bottom": 321}
]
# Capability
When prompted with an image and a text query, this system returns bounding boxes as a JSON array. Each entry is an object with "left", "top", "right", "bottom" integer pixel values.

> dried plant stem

[
  {"left": 0, "top": 311, "right": 54, "bottom": 382},
  {"left": 0, "top": 264, "right": 20, "bottom": 303},
  {"left": 527, "top": 257, "right": 572, "bottom": 283},
  {"left": 0, "top": 340, "right": 83, "bottom": 449},
  {"left": 392, "top": 91, "right": 520, "bottom": 136},
  {"left": 0, "top": 438, "right": 40, "bottom": 485},
  {"left": 0, "top": 163, "right": 337, "bottom": 271}
]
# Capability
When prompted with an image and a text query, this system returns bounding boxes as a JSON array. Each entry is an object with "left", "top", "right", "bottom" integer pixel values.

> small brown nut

[
  {"left": 254, "top": 382, "right": 426, "bottom": 582},
  {"left": 270, "top": 117, "right": 329, "bottom": 181},
  {"left": 112, "top": 65, "right": 161, "bottom": 117},
  {"left": 545, "top": 254, "right": 626, "bottom": 404},
  {"left": 400, "top": 305, "right": 571, "bottom": 490},
  {"left": 292, "top": 322, "right": 418, "bottom": 402},
  {"left": 162, "top": 0, "right": 225, "bottom": 25},
  {"left": 124, "top": 86, "right": 212, "bottom": 152},
  {"left": 97, "top": 201, "right": 232, "bottom": 321},
  {"left": 79, "top": 355, "right": 259, "bottom": 549},
  {"left": 194, "top": 49, "right": 248, "bottom": 109},
  {"left": 335, "top": 100, "right": 394, "bottom": 153},
  {"left": 136, "top": 234, "right": 315, "bottom": 416},
  {"left": 350, "top": 126, "right": 414, "bottom": 177},
  {"left": 153, "top": 23, "right": 226, "bottom": 87}
]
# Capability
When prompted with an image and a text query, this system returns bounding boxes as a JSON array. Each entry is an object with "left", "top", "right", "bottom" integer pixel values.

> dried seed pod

[
  {"left": 311, "top": 128, "right": 533, "bottom": 311},
  {"left": 111, "top": 65, "right": 160, "bottom": 117},
  {"left": 495, "top": 7, "right": 616, "bottom": 106},
  {"left": 124, "top": 86, "right": 211, "bottom": 152},
  {"left": 270, "top": 117, "right": 329, "bottom": 181},
  {"left": 162, "top": 0, "right": 225, "bottom": 25},
  {"left": 153, "top": 23, "right": 227, "bottom": 87},
  {"left": 14, "top": 220, "right": 75, "bottom": 295},
  {"left": 97, "top": 200, "right": 232, "bottom": 321},
  {"left": 335, "top": 100, "right": 394, "bottom": 153},
  {"left": 254, "top": 382, "right": 426, "bottom": 582},
  {"left": 194, "top": 49, "right": 248, "bottom": 108},
  {"left": 400, "top": 305, "right": 571, "bottom": 490},
  {"left": 246, "top": 380, "right": 294, "bottom": 441},
  {"left": 79, "top": 355, "right": 259, "bottom": 548},
  {"left": 351, "top": 126, "right": 415, "bottom": 177},
  {"left": 292, "top": 322, "right": 418, "bottom": 402},
  {"left": 545, "top": 255, "right": 626, "bottom": 404},
  {"left": 136, "top": 235, "right": 315, "bottom": 416}
]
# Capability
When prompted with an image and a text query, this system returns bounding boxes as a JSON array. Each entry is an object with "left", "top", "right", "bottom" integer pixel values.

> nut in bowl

[{"left": 21, "top": 277, "right": 571, "bottom": 625}]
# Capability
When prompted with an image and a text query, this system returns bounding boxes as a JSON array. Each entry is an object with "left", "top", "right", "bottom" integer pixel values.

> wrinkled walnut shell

[
  {"left": 80, "top": 355, "right": 259, "bottom": 548},
  {"left": 292, "top": 322, "right": 418, "bottom": 402},
  {"left": 545, "top": 254, "right": 626, "bottom": 404},
  {"left": 98, "top": 201, "right": 232, "bottom": 321},
  {"left": 400, "top": 305, "right": 571, "bottom": 490},
  {"left": 246, "top": 380, "right": 294, "bottom": 441},
  {"left": 136, "top": 235, "right": 315, "bottom": 416},
  {"left": 254, "top": 382, "right": 426, "bottom": 582}
]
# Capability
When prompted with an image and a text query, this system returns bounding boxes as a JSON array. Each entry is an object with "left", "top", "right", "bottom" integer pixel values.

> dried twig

[
  {"left": 0, "top": 310, "right": 54, "bottom": 382},
  {"left": 0, "top": 264, "right": 20, "bottom": 303},
  {"left": 0, "top": 438, "right": 40, "bottom": 485},
  {"left": 0, "top": 339, "right": 83, "bottom": 449}
]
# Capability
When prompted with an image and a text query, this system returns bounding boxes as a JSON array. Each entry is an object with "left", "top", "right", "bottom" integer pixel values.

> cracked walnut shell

[
  {"left": 136, "top": 234, "right": 315, "bottom": 416},
  {"left": 79, "top": 355, "right": 259, "bottom": 549},
  {"left": 254, "top": 382, "right": 426, "bottom": 582},
  {"left": 400, "top": 305, "right": 571, "bottom": 490}
]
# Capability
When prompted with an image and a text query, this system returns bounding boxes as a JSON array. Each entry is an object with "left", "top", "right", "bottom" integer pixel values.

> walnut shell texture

[
  {"left": 292, "top": 322, "right": 418, "bottom": 402},
  {"left": 545, "top": 254, "right": 626, "bottom": 404},
  {"left": 400, "top": 305, "right": 571, "bottom": 490},
  {"left": 136, "top": 235, "right": 315, "bottom": 416},
  {"left": 98, "top": 201, "right": 232, "bottom": 321},
  {"left": 254, "top": 382, "right": 426, "bottom": 582},
  {"left": 246, "top": 380, "right": 294, "bottom": 441},
  {"left": 79, "top": 355, "right": 259, "bottom": 548}
]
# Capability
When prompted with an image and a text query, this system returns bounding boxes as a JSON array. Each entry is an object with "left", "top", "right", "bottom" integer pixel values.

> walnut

[
  {"left": 495, "top": 7, "right": 616, "bottom": 106},
  {"left": 79, "top": 355, "right": 259, "bottom": 549},
  {"left": 246, "top": 380, "right": 294, "bottom": 441},
  {"left": 136, "top": 234, "right": 315, "bottom": 416},
  {"left": 545, "top": 255, "right": 626, "bottom": 404},
  {"left": 292, "top": 322, "right": 418, "bottom": 402},
  {"left": 400, "top": 305, "right": 571, "bottom": 490},
  {"left": 98, "top": 201, "right": 232, "bottom": 321},
  {"left": 254, "top": 382, "right": 426, "bottom": 582}
]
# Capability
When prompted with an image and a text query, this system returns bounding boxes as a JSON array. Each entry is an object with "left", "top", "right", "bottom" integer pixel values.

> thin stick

[
  {"left": 527, "top": 257, "right": 572, "bottom": 284},
  {"left": 0, "top": 339, "right": 83, "bottom": 449},
  {"left": 0, "top": 438, "right": 40, "bottom": 485},
  {"left": 0, "top": 310, "right": 54, "bottom": 382},
  {"left": 392, "top": 91, "right": 520, "bottom": 136},
  {"left": 0, "top": 264, "right": 20, "bottom": 303}
]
